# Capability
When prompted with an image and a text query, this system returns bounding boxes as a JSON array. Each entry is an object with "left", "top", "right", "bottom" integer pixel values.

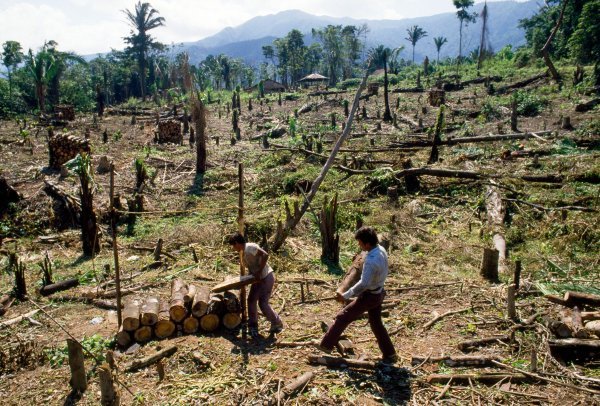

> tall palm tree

[
  {"left": 123, "top": 1, "right": 165, "bottom": 99},
  {"left": 371, "top": 45, "right": 392, "bottom": 122},
  {"left": 453, "top": 0, "right": 477, "bottom": 62},
  {"left": 433, "top": 36, "right": 448, "bottom": 64},
  {"left": 405, "top": 25, "right": 428, "bottom": 63},
  {"left": 46, "top": 41, "right": 87, "bottom": 108}
]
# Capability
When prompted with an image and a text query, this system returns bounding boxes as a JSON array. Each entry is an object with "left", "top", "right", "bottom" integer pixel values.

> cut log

[
  {"left": 184, "top": 284, "right": 197, "bottom": 305},
  {"left": 277, "top": 371, "right": 314, "bottom": 403},
  {"left": 134, "top": 326, "right": 153, "bottom": 343},
  {"left": 458, "top": 335, "right": 510, "bottom": 351},
  {"left": 575, "top": 98, "right": 600, "bottom": 112},
  {"left": 336, "top": 252, "right": 366, "bottom": 295},
  {"left": 183, "top": 316, "right": 199, "bottom": 334},
  {"left": 494, "top": 73, "right": 548, "bottom": 95},
  {"left": 122, "top": 300, "right": 141, "bottom": 332},
  {"left": 192, "top": 286, "right": 211, "bottom": 317},
  {"left": 426, "top": 373, "right": 527, "bottom": 385},
  {"left": 222, "top": 313, "right": 242, "bottom": 329},
  {"left": 411, "top": 355, "right": 501, "bottom": 368},
  {"left": 155, "top": 301, "right": 176, "bottom": 339},
  {"left": 320, "top": 321, "right": 354, "bottom": 355},
  {"left": 0, "top": 308, "right": 40, "bottom": 329},
  {"left": 390, "top": 131, "right": 553, "bottom": 149},
  {"left": 564, "top": 291, "right": 600, "bottom": 309},
  {"left": 199, "top": 314, "right": 220, "bottom": 332},
  {"left": 308, "top": 355, "right": 379, "bottom": 370},
  {"left": 169, "top": 278, "right": 188, "bottom": 322},
  {"left": 67, "top": 339, "right": 87, "bottom": 393},
  {"left": 548, "top": 338, "right": 600, "bottom": 363},
  {"left": 140, "top": 296, "right": 160, "bottom": 326},
  {"left": 116, "top": 326, "right": 132, "bottom": 348},
  {"left": 211, "top": 275, "right": 255, "bottom": 293},
  {"left": 423, "top": 307, "right": 471, "bottom": 330},
  {"left": 54, "top": 296, "right": 120, "bottom": 310},
  {"left": 223, "top": 291, "right": 241, "bottom": 313},
  {"left": 124, "top": 345, "right": 177, "bottom": 372},
  {"left": 549, "top": 320, "right": 573, "bottom": 338}
]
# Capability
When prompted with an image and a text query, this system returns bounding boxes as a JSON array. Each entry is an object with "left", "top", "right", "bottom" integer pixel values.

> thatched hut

[{"left": 298, "top": 73, "right": 329, "bottom": 88}]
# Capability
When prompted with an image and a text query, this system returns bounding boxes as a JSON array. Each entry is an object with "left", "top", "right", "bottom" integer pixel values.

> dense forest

[{"left": 0, "top": 0, "right": 598, "bottom": 405}]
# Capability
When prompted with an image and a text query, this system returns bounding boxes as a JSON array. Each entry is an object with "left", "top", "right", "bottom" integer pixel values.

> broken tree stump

[
  {"left": 67, "top": 339, "right": 87, "bottom": 393},
  {"left": 480, "top": 248, "right": 499, "bottom": 282},
  {"left": 98, "top": 362, "right": 119, "bottom": 406}
]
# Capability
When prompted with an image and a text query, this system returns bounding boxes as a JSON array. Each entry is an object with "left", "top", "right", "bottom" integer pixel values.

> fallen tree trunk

[
  {"left": 53, "top": 296, "right": 120, "bottom": 310},
  {"left": 39, "top": 278, "right": 80, "bottom": 296},
  {"left": 548, "top": 338, "right": 600, "bottom": 362},
  {"left": 575, "top": 98, "right": 600, "bottom": 112},
  {"left": 211, "top": 275, "right": 255, "bottom": 293},
  {"left": 485, "top": 181, "right": 507, "bottom": 274},
  {"left": 411, "top": 355, "right": 501, "bottom": 368},
  {"left": 308, "top": 355, "right": 379, "bottom": 370},
  {"left": 494, "top": 72, "right": 548, "bottom": 95},
  {"left": 276, "top": 371, "right": 314, "bottom": 403},
  {"left": 124, "top": 345, "right": 177, "bottom": 372},
  {"left": 0, "top": 309, "right": 40, "bottom": 329},
  {"left": 564, "top": 291, "right": 600, "bottom": 309},
  {"left": 390, "top": 131, "right": 553, "bottom": 148},
  {"left": 458, "top": 335, "right": 511, "bottom": 351},
  {"left": 426, "top": 373, "right": 528, "bottom": 385}
]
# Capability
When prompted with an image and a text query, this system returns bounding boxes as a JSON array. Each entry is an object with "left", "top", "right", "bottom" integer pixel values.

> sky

[{"left": 0, "top": 0, "right": 529, "bottom": 55}]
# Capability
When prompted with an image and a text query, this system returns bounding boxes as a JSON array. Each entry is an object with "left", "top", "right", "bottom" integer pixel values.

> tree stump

[
  {"left": 480, "top": 248, "right": 499, "bottom": 282},
  {"left": 67, "top": 339, "right": 87, "bottom": 393}
]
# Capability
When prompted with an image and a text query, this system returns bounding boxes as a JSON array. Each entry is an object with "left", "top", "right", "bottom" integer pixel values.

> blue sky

[{"left": 0, "top": 0, "right": 530, "bottom": 55}]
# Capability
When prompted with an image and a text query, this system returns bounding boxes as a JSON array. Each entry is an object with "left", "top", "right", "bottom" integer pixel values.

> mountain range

[{"left": 172, "top": 0, "right": 540, "bottom": 66}]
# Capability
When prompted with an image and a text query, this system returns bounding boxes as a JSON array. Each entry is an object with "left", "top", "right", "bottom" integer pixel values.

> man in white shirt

[
  {"left": 319, "top": 227, "right": 397, "bottom": 363},
  {"left": 228, "top": 233, "right": 283, "bottom": 338}
]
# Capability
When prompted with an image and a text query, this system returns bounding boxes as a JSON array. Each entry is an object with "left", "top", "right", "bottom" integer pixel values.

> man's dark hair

[
  {"left": 354, "top": 226, "right": 378, "bottom": 246},
  {"left": 227, "top": 233, "right": 246, "bottom": 245}
]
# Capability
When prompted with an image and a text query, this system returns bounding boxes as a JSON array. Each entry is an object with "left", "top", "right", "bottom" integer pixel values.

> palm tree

[
  {"left": 46, "top": 41, "right": 87, "bottom": 108},
  {"left": 123, "top": 1, "right": 165, "bottom": 99},
  {"left": 1, "top": 41, "right": 23, "bottom": 98},
  {"left": 405, "top": 25, "right": 428, "bottom": 63},
  {"left": 25, "top": 43, "right": 58, "bottom": 112},
  {"left": 453, "top": 0, "right": 477, "bottom": 62},
  {"left": 433, "top": 36, "right": 448, "bottom": 64},
  {"left": 389, "top": 46, "right": 405, "bottom": 74},
  {"left": 371, "top": 45, "right": 392, "bottom": 121}
]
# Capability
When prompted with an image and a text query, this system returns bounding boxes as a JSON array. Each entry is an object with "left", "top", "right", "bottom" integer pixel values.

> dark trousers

[
  {"left": 320, "top": 290, "right": 395, "bottom": 358},
  {"left": 247, "top": 273, "right": 281, "bottom": 327}
]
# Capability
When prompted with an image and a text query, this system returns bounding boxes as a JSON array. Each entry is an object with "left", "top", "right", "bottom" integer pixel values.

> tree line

[{"left": 1, "top": 0, "right": 598, "bottom": 118}]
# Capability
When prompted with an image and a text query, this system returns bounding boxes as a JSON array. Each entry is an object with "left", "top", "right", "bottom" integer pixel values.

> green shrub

[
  {"left": 338, "top": 78, "right": 361, "bottom": 89},
  {"left": 513, "top": 90, "right": 547, "bottom": 117}
]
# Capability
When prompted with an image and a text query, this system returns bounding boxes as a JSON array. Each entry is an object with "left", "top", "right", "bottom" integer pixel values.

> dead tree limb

[
  {"left": 269, "top": 63, "right": 371, "bottom": 251},
  {"left": 541, "top": 0, "right": 568, "bottom": 84}
]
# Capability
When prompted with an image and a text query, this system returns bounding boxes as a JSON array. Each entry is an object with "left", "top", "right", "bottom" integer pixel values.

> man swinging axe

[{"left": 317, "top": 226, "right": 398, "bottom": 363}]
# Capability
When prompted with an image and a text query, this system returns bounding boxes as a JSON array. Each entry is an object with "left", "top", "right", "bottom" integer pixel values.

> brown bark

[
  {"left": 308, "top": 355, "right": 379, "bottom": 370},
  {"left": 336, "top": 252, "right": 365, "bottom": 295},
  {"left": 564, "top": 291, "right": 600, "bottom": 309},
  {"left": 458, "top": 335, "right": 511, "bottom": 351},
  {"left": 411, "top": 355, "right": 501, "bottom": 368},
  {"left": 479, "top": 248, "right": 499, "bottom": 282},
  {"left": 98, "top": 363, "right": 119, "bottom": 406},
  {"left": 426, "top": 373, "right": 527, "bottom": 385},
  {"left": 276, "top": 371, "right": 314, "bottom": 403},
  {"left": 124, "top": 345, "right": 178, "bottom": 372},
  {"left": 184, "top": 284, "right": 197, "bottom": 304},
  {"left": 67, "top": 339, "right": 87, "bottom": 393},
  {"left": 140, "top": 296, "right": 160, "bottom": 326},
  {"left": 38, "top": 278, "right": 80, "bottom": 297},
  {"left": 169, "top": 278, "right": 188, "bottom": 323},
  {"left": 494, "top": 72, "right": 548, "bottom": 94},
  {"left": 122, "top": 300, "right": 140, "bottom": 332},
  {"left": 540, "top": 0, "right": 568, "bottom": 84},
  {"left": 319, "top": 194, "right": 340, "bottom": 265},
  {"left": 210, "top": 275, "right": 255, "bottom": 293},
  {"left": 115, "top": 326, "right": 131, "bottom": 348},
  {"left": 223, "top": 291, "right": 241, "bottom": 313},
  {"left": 192, "top": 286, "right": 211, "bottom": 317},
  {"left": 391, "top": 130, "right": 553, "bottom": 148}
]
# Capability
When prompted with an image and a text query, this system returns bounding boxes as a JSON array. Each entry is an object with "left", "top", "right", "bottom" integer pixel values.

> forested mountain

[{"left": 177, "top": 1, "right": 539, "bottom": 64}]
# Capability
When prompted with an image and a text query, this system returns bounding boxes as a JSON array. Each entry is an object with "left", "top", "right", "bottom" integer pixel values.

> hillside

[{"left": 181, "top": 1, "right": 539, "bottom": 64}]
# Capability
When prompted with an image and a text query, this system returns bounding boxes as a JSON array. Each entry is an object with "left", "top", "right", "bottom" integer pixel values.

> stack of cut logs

[
  {"left": 545, "top": 291, "right": 600, "bottom": 362},
  {"left": 116, "top": 278, "right": 242, "bottom": 347},
  {"left": 428, "top": 89, "right": 445, "bottom": 107},
  {"left": 48, "top": 133, "right": 91, "bottom": 169},
  {"left": 157, "top": 120, "right": 182, "bottom": 144},
  {"left": 54, "top": 105, "right": 76, "bottom": 121}
]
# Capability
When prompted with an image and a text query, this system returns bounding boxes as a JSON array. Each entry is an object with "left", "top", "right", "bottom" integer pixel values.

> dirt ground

[{"left": 0, "top": 69, "right": 599, "bottom": 405}]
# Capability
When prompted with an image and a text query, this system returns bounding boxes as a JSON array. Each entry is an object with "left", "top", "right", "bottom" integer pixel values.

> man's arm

[
  {"left": 253, "top": 248, "right": 269, "bottom": 281},
  {"left": 342, "top": 259, "right": 374, "bottom": 300}
]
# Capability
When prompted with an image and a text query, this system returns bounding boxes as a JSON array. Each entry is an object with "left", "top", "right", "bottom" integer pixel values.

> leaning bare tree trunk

[
  {"left": 541, "top": 0, "right": 568, "bottom": 84},
  {"left": 191, "top": 96, "right": 207, "bottom": 174},
  {"left": 269, "top": 63, "right": 372, "bottom": 251}
]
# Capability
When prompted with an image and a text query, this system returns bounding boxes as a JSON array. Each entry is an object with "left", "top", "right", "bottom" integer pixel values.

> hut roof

[{"left": 299, "top": 73, "right": 329, "bottom": 82}]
